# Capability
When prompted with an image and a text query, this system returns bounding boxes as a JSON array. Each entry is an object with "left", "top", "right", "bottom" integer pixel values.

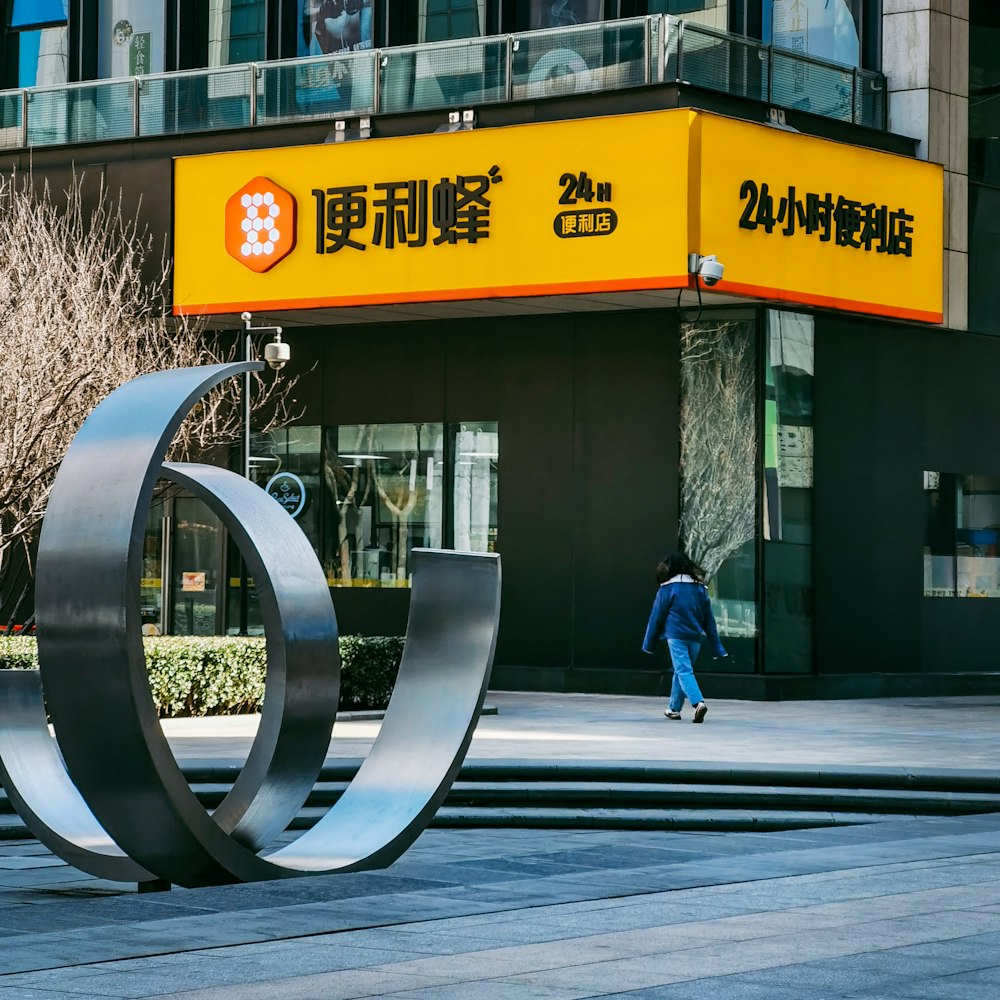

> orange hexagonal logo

[{"left": 225, "top": 177, "right": 296, "bottom": 273}]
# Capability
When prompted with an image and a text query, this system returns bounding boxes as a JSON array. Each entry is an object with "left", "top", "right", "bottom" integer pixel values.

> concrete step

[
  {"left": 2, "top": 758, "right": 998, "bottom": 841},
  {"left": 182, "top": 780, "right": 1000, "bottom": 815}
]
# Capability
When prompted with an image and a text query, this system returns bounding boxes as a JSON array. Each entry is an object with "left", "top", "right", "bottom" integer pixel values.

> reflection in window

[
  {"left": 9, "top": 0, "right": 67, "bottom": 27},
  {"left": 679, "top": 319, "right": 758, "bottom": 643},
  {"left": 452, "top": 421, "right": 499, "bottom": 553},
  {"left": 767, "top": 0, "right": 861, "bottom": 68},
  {"left": 97, "top": 1, "right": 166, "bottom": 78},
  {"left": 142, "top": 502, "right": 165, "bottom": 635},
  {"left": 527, "top": 0, "right": 603, "bottom": 30},
  {"left": 327, "top": 423, "right": 444, "bottom": 587},
  {"left": 298, "top": 0, "right": 374, "bottom": 56},
  {"left": 8, "top": 0, "right": 68, "bottom": 88},
  {"left": 763, "top": 311, "right": 813, "bottom": 672},
  {"left": 420, "top": 0, "right": 484, "bottom": 42},
  {"left": 239, "top": 421, "right": 498, "bottom": 591},
  {"left": 924, "top": 472, "right": 1000, "bottom": 598},
  {"left": 172, "top": 497, "right": 223, "bottom": 636},
  {"left": 208, "top": 0, "right": 265, "bottom": 66},
  {"left": 224, "top": 426, "right": 322, "bottom": 634}
]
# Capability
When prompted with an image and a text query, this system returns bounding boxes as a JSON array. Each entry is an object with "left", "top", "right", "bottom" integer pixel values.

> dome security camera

[
  {"left": 698, "top": 255, "right": 725, "bottom": 287},
  {"left": 263, "top": 331, "right": 289, "bottom": 371}
]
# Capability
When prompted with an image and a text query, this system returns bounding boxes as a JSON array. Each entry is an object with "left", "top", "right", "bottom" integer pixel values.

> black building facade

[{"left": 2, "top": 1, "right": 996, "bottom": 699}]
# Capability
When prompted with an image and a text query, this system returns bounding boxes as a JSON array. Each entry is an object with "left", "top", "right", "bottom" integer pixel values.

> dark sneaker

[
  {"left": 693, "top": 702, "right": 708, "bottom": 724},
  {"left": 664, "top": 709, "right": 682, "bottom": 720}
]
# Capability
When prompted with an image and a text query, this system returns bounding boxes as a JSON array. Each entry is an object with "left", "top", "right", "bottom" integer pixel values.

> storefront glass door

[{"left": 170, "top": 497, "right": 224, "bottom": 635}]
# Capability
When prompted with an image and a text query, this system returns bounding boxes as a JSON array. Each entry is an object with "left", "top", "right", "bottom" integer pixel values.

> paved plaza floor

[{"left": 0, "top": 692, "right": 998, "bottom": 998}]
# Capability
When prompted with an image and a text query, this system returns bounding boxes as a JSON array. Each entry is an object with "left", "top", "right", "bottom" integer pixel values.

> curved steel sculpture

[{"left": 0, "top": 362, "right": 500, "bottom": 887}]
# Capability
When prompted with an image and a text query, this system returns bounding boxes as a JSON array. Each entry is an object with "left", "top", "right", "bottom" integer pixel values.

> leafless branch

[{"left": 0, "top": 171, "right": 300, "bottom": 616}]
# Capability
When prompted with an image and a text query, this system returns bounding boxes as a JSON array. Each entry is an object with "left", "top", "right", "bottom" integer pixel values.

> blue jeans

[{"left": 667, "top": 638, "right": 705, "bottom": 712}]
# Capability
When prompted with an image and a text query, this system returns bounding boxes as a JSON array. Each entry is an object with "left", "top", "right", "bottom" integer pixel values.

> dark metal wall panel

[
  {"left": 282, "top": 310, "right": 678, "bottom": 677},
  {"left": 446, "top": 315, "right": 577, "bottom": 671},
  {"left": 570, "top": 313, "right": 679, "bottom": 672},
  {"left": 814, "top": 314, "right": 1000, "bottom": 676}
]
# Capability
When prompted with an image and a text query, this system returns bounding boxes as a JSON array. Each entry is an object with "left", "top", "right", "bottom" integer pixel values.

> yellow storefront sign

[
  {"left": 173, "top": 109, "right": 943, "bottom": 323},
  {"left": 173, "top": 111, "right": 693, "bottom": 315},
  {"left": 692, "top": 114, "right": 943, "bottom": 323}
]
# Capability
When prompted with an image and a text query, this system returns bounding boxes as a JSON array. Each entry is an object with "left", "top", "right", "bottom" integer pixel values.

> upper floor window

[
  {"left": 209, "top": 0, "right": 266, "bottom": 66},
  {"left": 6, "top": 0, "right": 67, "bottom": 86},
  {"left": 764, "top": 0, "right": 878, "bottom": 70},
  {"left": 97, "top": 1, "right": 166, "bottom": 77},
  {"left": 299, "top": 0, "right": 374, "bottom": 56},
  {"left": 526, "top": 1, "right": 603, "bottom": 29},
  {"left": 421, "top": 0, "right": 484, "bottom": 42}
]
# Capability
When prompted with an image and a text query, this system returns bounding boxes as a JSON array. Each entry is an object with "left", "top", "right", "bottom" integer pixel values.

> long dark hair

[{"left": 655, "top": 551, "right": 704, "bottom": 585}]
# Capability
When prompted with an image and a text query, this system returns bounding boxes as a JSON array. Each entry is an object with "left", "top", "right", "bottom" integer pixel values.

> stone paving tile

[
  {"left": 592, "top": 982, "right": 819, "bottom": 1000},
  {"left": 863, "top": 969, "right": 1000, "bottom": 1000},
  {"left": 2, "top": 695, "right": 1000, "bottom": 997},
  {"left": 147, "top": 967, "right": 459, "bottom": 1000},
  {"left": 2, "top": 943, "right": 435, "bottom": 999}
]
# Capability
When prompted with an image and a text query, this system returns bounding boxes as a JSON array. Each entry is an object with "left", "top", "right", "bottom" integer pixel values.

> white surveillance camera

[
  {"left": 263, "top": 332, "right": 289, "bottom": 371},
  {"left": 698, "top": 255, "right": 724, "bottom": 287}
]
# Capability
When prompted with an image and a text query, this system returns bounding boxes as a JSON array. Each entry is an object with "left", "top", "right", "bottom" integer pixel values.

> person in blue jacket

[{"left": 642, "top": 551, "right": 727, "bottom": 724}]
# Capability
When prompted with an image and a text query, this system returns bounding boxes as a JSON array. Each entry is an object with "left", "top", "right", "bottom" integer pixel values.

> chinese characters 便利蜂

[{"left": 312, "top": 166, "right": 503, "bottom": 254}]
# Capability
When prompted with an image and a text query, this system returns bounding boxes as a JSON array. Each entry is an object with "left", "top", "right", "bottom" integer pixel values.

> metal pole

[
  {"left": 643, "top": 15, "right": 651, "bottom": 86},
  {"left": 676, "top": 19, "right": 685, "bottom": 84},
  {"left": 238, "top": 330, "right": 251, "bottom": 636},
  {"left": 249, "top": 65, "right": 258, "bottom": 127}
]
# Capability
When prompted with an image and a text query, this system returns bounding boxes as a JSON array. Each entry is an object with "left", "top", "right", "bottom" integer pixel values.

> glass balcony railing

[{"left": 0, "top": 15, "right": 887, "bottom": 152}]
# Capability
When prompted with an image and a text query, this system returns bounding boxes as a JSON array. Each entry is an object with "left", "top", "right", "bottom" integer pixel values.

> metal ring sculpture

[{"left": 0, "top": 362, "right": 500, "bottom": 887}]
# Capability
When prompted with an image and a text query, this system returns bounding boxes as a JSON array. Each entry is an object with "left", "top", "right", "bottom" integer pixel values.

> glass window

[
  {"left": 763, "top": 310, "right": 813, "bottom": 672},
  {"left": 97, "top": 0, "right": 166, "bottom": 78},
  {"left": 679, "top": 318, "right": 758, "bottom": 669},
  {"left": 645, "top": 1, "right": 724, "bottom": 32},
  {"left": 451, "top": 421, "right": 499, "bottom": 553},
  {"left": 525, "top": 0, "right": 604, "bottom": 30},
  {"left": 141, "top": 501, "right": 165, "bottom": 636},
  {"left": 299, "top": 0, "right": 375, "bottom": 56},
  {"left": 14, "top": 28, "right": 66, "bottom": 86},
  {"left": 924, "top": 472, "right": 1000, "bottom": 598},
  {"left": 766, "top": 0, "right": 861, "bottom": 68},
  {"left": 8, "top": 0, "right": 68, "bottom": 89},
  {"left": 420, "top": 0, "right": 485, "bottom": 42},
  {"left": 208, "top": 0, "right": 265, "bottom": 66},
  {"left": 9, "top": 0, "right": 66, "bottom": 28},
  {"left": 240, "top": 420, "right": 498, "bottom": 593},
  {"left": 171, "top": 497, "right": 224, "bottom": 636},
  {"left": 326, "top": 423, "right": 445, "bottom": 587},
  {"left": 227, "top": 426, "right": 322, "bottom": 634}
]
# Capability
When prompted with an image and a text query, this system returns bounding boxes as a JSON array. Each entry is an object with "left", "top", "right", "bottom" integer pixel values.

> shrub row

[{"left": 0, "top": 635, "right": 404, "bottom": 718}]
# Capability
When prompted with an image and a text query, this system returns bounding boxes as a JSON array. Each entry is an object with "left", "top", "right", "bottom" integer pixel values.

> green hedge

[{"left": 0, "top": 635, "right": 404, "bottom": 718}]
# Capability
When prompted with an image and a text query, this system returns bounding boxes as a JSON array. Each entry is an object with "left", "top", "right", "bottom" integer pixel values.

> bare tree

[
  {"left": 678, "top": 320, "right": 757, "bottom": 581},
  {"left": 0, "top": 172, "right": 298, "bottom": 625}
]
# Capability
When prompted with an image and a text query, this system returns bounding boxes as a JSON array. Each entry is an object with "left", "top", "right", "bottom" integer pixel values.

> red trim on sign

[
  {"left": 171, "top": 275, "right": 690, "bottom": 316},
  {"left": 173, "top": 275, "right": 944, "bottom": 325},
  {"left": 715, "top": 280, "right": 943, "bottom": 324}
]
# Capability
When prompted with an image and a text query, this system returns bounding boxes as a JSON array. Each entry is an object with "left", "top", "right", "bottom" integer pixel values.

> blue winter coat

[{"left": 642, "top": 575, "right": 727, "bottom": 659}]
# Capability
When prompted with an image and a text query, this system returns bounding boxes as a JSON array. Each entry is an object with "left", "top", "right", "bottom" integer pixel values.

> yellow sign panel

[
  {"left": 173, "top": 109, "right": 944, "bottom": 323},
  {"left": 172, "top": 111, "right": 693, "bottom": 315},
  {"left": 692, "top": 113, "right": 943, "bottom": 323}
]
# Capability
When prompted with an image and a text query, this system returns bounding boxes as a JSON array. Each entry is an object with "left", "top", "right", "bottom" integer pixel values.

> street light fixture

[{"left": 236, "top": 311, "right": 290, "bottom": 635}]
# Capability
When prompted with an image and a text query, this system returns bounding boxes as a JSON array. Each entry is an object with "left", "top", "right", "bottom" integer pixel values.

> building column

[{"left": 882, "top": 0, "right": 969, "bottom": 331}]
